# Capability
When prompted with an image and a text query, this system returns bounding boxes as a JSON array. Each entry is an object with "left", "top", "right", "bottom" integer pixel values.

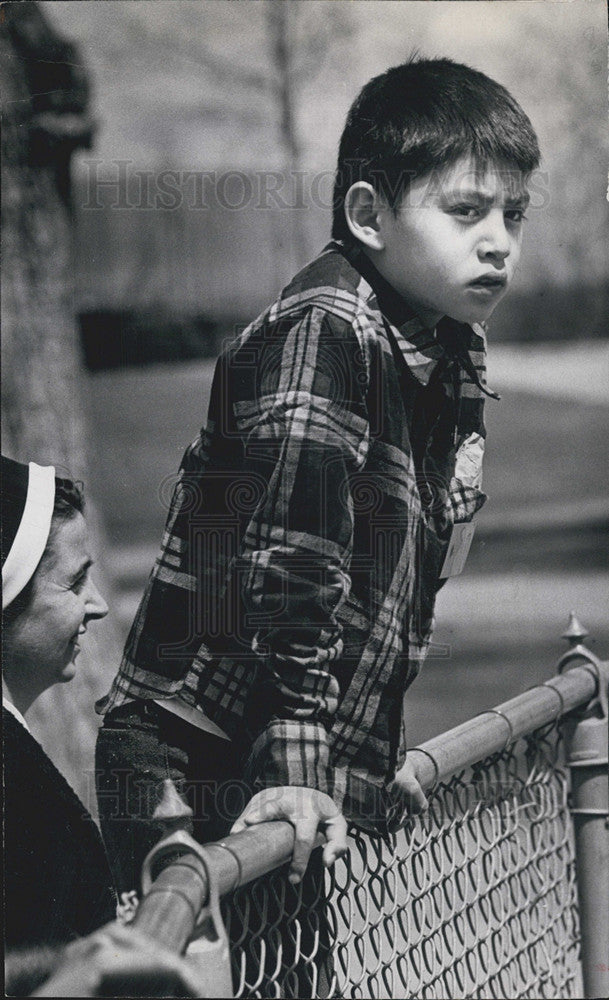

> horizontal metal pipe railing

[
  {"left": 133, "top": 662, "right": 599, "bottom": 948},
  {"left": 409, "top": 664, "right": 598, "bottom": 791},
  {"left": 134, "top": 821, "right": 295, "bottom": 947}
]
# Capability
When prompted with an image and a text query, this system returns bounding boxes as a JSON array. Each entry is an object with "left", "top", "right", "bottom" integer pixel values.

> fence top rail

[
  {"left": 410, "top": 660, "right": 599, "bottom": 791},
  {"left": 133, "top": 658, "right": 602, "bottom": 947}
]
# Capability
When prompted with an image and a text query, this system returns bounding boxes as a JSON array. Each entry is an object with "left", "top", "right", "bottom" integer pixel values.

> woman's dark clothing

[{"left": 3, "top": 708, "right": 116, "bottom": 949}]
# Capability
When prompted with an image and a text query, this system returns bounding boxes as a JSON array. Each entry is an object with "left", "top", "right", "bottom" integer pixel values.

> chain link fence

[
  {"left": 134, "top": 651, "right": 607, "bottom": 1000},
  {"left": 225, "top": 724, "right": 582, "bottom": 999}
]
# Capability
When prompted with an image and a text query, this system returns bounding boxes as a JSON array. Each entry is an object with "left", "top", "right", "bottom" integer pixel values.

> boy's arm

[{"left": 233, "top": 307, "right": 369, "bottom": 803}]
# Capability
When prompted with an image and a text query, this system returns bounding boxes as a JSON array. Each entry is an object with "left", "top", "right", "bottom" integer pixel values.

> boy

[{"left": 96, "top": 58, "right": 540, "bottom": 895}]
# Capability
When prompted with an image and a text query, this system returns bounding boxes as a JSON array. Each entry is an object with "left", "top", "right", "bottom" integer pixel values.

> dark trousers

[
  {"left": 95, "top": 700, "right": 245, "bottom": 895},
  {"left": 95, "top": 700, "right": 333, "bottom": 997}
]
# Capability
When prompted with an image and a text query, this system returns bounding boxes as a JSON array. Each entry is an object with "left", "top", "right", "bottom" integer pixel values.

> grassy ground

[{"left": 83, "top": 342, "right": 608, "bottom": 744}]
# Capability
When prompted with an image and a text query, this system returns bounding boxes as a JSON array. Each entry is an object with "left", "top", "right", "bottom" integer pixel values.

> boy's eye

[
  {"left": 450, "top": 205, "right": 480, "bottom": 220},
  {"left": 505, "top": 208, "right": 528, "bottom": 223}
]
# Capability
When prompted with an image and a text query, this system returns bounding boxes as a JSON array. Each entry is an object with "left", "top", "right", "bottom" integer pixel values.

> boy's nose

[{"left": 478, "top": 214, "right": 511, "bottom": 261}]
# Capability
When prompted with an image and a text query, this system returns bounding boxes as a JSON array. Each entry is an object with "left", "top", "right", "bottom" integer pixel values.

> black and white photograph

[{"left": 2, "top": 1, "right": 608, "bottom": 996}]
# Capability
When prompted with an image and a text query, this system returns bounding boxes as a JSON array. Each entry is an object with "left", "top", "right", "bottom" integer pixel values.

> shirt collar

[
  {"left": 332, "top": 240, "right": 446, "bottom": 386},
  {"left": 3, "top": 697, "right": 31, "bottom": 733},
  {"left": 331, "top": 240, "right": 499, "bottom": 399}
]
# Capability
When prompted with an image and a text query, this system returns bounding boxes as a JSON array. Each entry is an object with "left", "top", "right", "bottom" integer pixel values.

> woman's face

[{"left": 4, "top": 512, "right": 108, "bottom": 697}]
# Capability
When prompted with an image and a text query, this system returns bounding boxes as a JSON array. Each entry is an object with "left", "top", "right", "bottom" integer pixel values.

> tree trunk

[
  {"left": 267, "top": 3, "right": 310, "bottom": 263},
  {"left": 1, "top": 3, "right": 121, "bottom": 811}
]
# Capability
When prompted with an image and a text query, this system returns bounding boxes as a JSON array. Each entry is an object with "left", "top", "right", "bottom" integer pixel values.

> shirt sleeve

[
  {"left": 96, "top": 430, "right": 215, "bottom": 712},
  {"left": 232, "top": 307, "right": 370, "bottom": 798}
]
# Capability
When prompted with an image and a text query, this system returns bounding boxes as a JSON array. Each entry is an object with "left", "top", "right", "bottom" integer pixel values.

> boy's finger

[
  {"left": 230, "top": 810, "right": 266, "bottom": 834},
  {"left": 322, "top": 842, "right": 348, "bottom": 868},
  {"left": 399, "top": 780, "right": 428, "bottom": 815},
  {"left": 289, "top": 814, "right": 319, "bottom": 884},
  {"left": 321, "top": 815, "right": 349, "bottom": 867},
  {"left": 321, "top": 812, "right": 349, "bottom": 865},
  {"left": 390, "top": 768, "right": 428, "bottom": 812},
  {"left": 410, "top": 781, "right": 428, "bottom": 812},
  {"left": 230, "top": 811, "right": 255, "bottom": 834},
  {"left": 230, "top": 799, "right": 282, "bottom": 834}
]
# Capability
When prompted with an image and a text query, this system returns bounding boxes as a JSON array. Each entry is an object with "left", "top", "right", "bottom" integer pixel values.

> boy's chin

[{"left": 450, "top": 303, "right": 499, "bottom": 326}]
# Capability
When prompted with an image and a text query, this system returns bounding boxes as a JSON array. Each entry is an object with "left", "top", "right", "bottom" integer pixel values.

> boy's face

[{"left": 374, "top": 157, "right": 530, "bottom": 327}]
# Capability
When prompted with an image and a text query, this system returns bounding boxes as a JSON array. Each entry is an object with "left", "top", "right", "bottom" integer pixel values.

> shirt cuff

[{"left": 243, "top": 719, "right": 335, "bottom": 799}]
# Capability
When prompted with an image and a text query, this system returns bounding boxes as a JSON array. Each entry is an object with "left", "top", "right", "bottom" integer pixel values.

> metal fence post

[
  {"left": 136, "top": 780, "right": 234, "bottom": 998},
  {"left": 558, "top": 614, "right": 609, "bottom": 1000}
]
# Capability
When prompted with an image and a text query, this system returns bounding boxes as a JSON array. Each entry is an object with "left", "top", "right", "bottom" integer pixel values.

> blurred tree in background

[
  {"left": 73, "top": 0, "right": 353, "bottom": 266},
  {"left": 1, "top": 2, "right": 120, "bottom": 804}
]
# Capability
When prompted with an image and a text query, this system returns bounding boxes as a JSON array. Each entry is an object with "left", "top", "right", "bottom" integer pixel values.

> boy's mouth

[{"left": 468, "top": 273, "right": 508, "bottom": 290}]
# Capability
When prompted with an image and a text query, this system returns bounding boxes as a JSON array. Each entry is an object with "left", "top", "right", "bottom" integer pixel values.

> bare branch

[{"left": 122, "top": 14, "right": 274, "bottom": 95}]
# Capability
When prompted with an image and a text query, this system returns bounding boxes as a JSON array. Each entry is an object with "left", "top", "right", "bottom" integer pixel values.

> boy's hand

[
  {"left": 388, "top": 756, "right": 429, "bottom": 820},
  {"left": 230, "top": 786, "right": 349, "bottom": 884}
]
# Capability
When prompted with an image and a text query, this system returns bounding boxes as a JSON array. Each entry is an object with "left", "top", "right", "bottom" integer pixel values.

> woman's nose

[{"left": 85, "top": 579, "right": 109, "bottom": 620}]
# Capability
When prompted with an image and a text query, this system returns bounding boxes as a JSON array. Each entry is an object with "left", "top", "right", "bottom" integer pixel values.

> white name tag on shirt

[{"left": 440, "top": 523, "right": 476, "bottom": 578}]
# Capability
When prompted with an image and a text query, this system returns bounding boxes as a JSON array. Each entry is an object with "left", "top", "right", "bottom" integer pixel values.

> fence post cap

[
  {"left": 562, "top": 612, "right": 589, "bottom": 646},
  {"left": 153, "top": 778, "right": 193, "bottom": 834}
]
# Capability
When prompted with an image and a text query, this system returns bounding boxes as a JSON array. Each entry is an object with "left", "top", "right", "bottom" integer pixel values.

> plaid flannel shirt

[{"left": 97, "top": 241, "right": 491, "bottom": 831}]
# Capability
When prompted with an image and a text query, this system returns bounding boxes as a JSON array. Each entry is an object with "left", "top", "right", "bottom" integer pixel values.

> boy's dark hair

[
  {"left": 2, "top": 476, "right": 84, "bottom": 627},
  {"left": 332, "top": 57, "right": 541, "bottom": 242}
]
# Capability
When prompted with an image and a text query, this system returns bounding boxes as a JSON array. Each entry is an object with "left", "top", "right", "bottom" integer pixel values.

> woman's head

[{"left": 2, "top": 457, "right": 108, "bottom": 711}]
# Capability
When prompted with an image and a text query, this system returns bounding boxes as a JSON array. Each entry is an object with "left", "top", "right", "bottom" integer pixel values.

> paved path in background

[
  {"left": 434, "top": 568, "right": 608, "bottom": 648},
  {"left": 488, "top": 340, "right": 608, "bottom": 404}
]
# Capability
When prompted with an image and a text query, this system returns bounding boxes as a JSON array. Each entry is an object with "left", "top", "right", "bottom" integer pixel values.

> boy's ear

[{"left": 344, "top": 182, "right": 386, "bottom": 251}]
